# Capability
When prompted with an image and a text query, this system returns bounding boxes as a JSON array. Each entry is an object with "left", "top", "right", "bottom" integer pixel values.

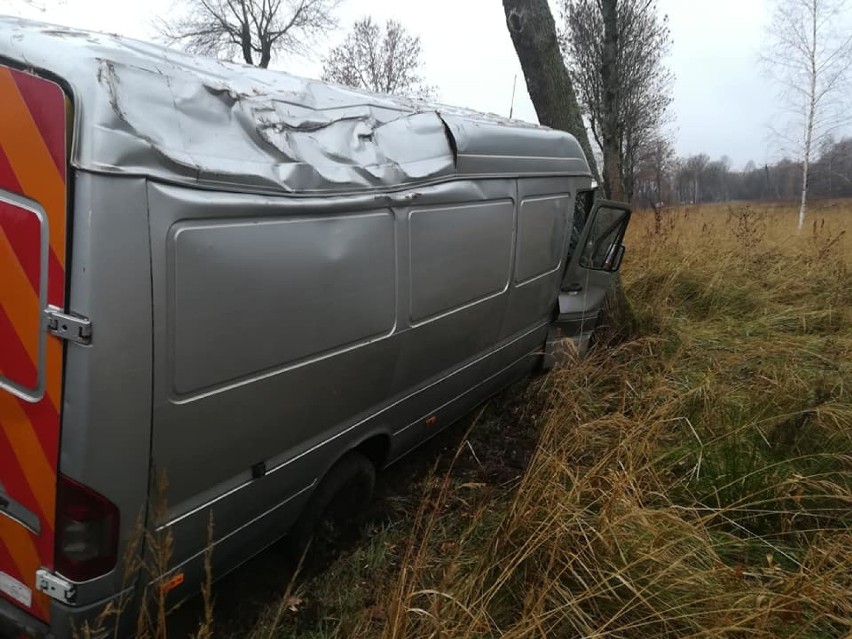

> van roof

[{"left": 0, "top": 16, "right": 591, "bottom": 195}]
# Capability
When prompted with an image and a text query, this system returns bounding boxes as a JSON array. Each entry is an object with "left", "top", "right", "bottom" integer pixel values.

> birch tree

[{"left": 762, "top": 0, "right": 852, "bottom": 230}]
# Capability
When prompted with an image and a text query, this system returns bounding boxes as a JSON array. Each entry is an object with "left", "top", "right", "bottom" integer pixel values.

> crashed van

[{"left": 0, "top": 16, "right": 630, "bottom": 638}]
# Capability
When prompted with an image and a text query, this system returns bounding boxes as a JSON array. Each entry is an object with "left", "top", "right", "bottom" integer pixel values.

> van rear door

[{"left": 0, "top": 65, "right": 68, "bottom": 624}]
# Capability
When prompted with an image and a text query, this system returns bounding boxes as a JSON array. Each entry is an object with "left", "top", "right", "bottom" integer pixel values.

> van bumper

[
  {"left": 0, "top": 593, "right": 125, "bottom": 639},
  {"left": 0, "top": 596, "right": 51, "bottom": 639}
]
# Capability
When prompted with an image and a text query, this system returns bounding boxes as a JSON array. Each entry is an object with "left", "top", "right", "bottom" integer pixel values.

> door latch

[
  {"left": 45, "top": 308, "right": 92, "bottom": 345},
  {"left": 36, "top": 568, "right": 77, "bottom": 604}
]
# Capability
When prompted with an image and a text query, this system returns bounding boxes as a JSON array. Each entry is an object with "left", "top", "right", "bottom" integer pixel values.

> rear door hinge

[
  {"left": 46, "top": 308, "right": 92, "bottom": 345},
  {"left": 35, "top": 568, "right": 77, "bottom": 604}
]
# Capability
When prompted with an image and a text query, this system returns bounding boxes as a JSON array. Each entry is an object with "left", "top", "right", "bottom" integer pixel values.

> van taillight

[{"left": 55, "top": 475, "right": 119, "bottom": 581}]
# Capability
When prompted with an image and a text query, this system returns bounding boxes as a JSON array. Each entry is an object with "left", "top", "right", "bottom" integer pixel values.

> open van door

[
  {"left": 0, "top": 65, "right": 69, "bottom": 624},
  {"left": 546, "top": 199, "right": 631, "bottom": 361}
]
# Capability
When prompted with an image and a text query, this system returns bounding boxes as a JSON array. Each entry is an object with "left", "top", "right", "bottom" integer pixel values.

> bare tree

[
  {"left": 635, "top": 136, "right": 674, "bottom": 230},
  {"left": 158, "top": 0, "right": 341, "bottom": 68},
  {"left": 648, "top": 142, "right": 852, "bottom": 206},
  {"left": 685, "top": 154, "right": 710, "bottom": 204},
  {"left": 322, "top": 17, "right": 435, "bottom": 98},
  {"left": 812, "top": 136, "right": 852, "bottom": 195},
  {"left": 560, "top": 0, "right": 673, "bottom": 201},
  {"left": 502, "top": 0, "right": 600, "bottom": 181},
  {"left": 762, "top": 0, "right": 852, "bottom": 229}
]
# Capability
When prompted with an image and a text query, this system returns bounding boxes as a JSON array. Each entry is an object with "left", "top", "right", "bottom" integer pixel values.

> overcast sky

[{"left": 5, "top": 0, "right": 850, "bottom": 168}]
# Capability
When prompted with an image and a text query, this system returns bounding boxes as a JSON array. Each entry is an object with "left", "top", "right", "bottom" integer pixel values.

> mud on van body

[{"left": 0, "top": 17, "right": 630, "bottom": 638}]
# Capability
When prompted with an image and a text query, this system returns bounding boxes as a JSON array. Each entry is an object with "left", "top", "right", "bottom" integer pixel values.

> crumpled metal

[{"left": 0, "top": 17, "right": 588, "bottom": 194}]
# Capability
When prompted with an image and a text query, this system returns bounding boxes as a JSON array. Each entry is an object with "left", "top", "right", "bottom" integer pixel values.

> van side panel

[
  {"left": 408, "top": 201, "right": 514, "bottom": 323},
  {"left": 169, "top": 212, "right": 397, "bottom": 396},
  {"left": 54, "top": 174, "right": 153, "bottom": 612},
  {"left": 393, "top": 183, "right": 517, "bottom": 389},
  {"left": 499, "top": 178, "right": 580, "bottom": 339},
  {"left": 147, "top": 179, "right": 535, "bottom": 578},
  {"left": 148, "top": 183, "right": 405, "bottom": 578},
  {"left": 0, "top": 66, "right": 67, "bottom": 623}
]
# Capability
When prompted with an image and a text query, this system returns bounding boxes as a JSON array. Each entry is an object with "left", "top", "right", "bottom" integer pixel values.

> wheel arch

[{"left": 352, "top": 432, "right": 392, "bottom": 471}]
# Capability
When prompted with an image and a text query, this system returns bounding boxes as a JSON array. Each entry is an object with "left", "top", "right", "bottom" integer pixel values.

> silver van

[{"left": 0, "top": 17, "right": 630, "bottom": 638}]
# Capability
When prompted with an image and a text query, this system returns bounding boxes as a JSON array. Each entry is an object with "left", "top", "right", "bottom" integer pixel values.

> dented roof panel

[{"left": 0, "top": 17, "right": 591, "bottom": 194}]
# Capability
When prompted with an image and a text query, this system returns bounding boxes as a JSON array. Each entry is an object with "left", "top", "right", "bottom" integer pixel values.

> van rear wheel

[{"left": 287, "top": 451, "right": 376, "bottom": 565}]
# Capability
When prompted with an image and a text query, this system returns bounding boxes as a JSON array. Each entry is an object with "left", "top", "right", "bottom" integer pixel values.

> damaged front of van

[{"left": 542, "top": 186, "right": 632, "bottom": 366}]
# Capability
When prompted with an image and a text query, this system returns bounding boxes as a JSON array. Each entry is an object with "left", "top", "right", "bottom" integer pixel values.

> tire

[{"left": 286, "top": 451, "right": 376, "bottom": 565}]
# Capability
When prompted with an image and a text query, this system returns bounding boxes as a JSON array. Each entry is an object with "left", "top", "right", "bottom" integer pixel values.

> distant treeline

[{"left": 633, "top": 136, "right": 852, "bottom": 206}]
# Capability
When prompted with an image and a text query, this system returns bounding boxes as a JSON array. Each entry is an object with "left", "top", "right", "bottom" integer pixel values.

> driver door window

[{"left": 579, "top": 205, "right": 630, "bottom": 271}]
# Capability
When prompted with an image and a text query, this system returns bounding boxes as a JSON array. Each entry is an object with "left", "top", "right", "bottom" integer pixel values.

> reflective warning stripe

[
  {"left": 0, "top": 389, "right": 56, "bottom": 529},
  {"left": 0, "top": 517, "right": 49, "bottom": 617},
  {"left": 0, "top": 228, "right": 41, "bottom": 379},
  {"left": 0, "top": 66, "right": 68, "bottom": 624},
  {"left": 0, "top": 69, "right": 65, "bottom": 260}
]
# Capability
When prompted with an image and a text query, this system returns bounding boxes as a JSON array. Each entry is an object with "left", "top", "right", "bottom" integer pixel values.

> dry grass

[{"left": 256, "top": 200, "right": 851, "bottom": 639}]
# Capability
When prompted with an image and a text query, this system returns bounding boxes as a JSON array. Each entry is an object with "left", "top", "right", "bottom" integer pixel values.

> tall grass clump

[{"left": 292, "top": 201, "right": 850, "bottom": 639}]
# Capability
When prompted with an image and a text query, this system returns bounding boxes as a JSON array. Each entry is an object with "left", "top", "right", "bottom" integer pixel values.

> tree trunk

[
  {"left": 503, "top": 0, "right": 600, "bottom": 183},
  {"left": 259, "top": 42, "right": 272, "bottom": 68},
  {"left": 599, "top": 0, "right": 626, "bottom": 201},
  {"left": 799, "top": 0, "right": 818, "bottom": 232},
  {"left": 623, "top": 151, "right": 635, "bottom": 202},
  {"left": 654, "top": 156, "right": 662, "bottom": 204},
  {"left": 799, "top": 141, "right": 811, "bottom": 230},
  {"left": 240, "top": 29, "right": 254, "bottom": 65},
  {"left": 239, "top": 2, "right": 254, "bottom": 65}
]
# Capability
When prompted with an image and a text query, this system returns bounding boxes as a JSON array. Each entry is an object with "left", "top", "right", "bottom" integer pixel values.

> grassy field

[
  {"left": 136, "top": 199, "right": 850, "bottom": 638},
  {"left": 233, "top": 199, "right": 851, "bottom": 639}
]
